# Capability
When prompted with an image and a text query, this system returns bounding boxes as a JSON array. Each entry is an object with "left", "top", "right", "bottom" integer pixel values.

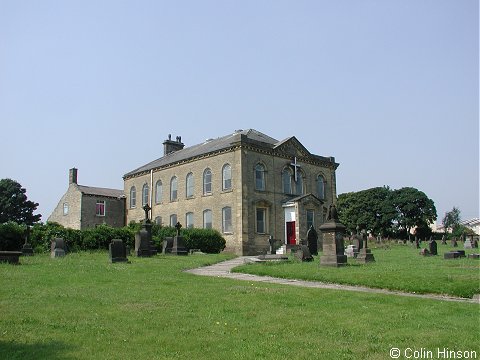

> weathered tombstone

[
  {"left": 109, "top": 239, "right": 128, "bottom": 263},
  {"left": 170, "top": 222, "right": 188, "bottom": 256},
  {"left": 163, "top": 237, "right": 173, "bottom": 254},
  {"left": 135, "top": 204, "right": 157, "bottom": 257},
  {"left": 464, "top": 238, "right": 473, "bottom": 249},
  {"left": 419, "top": 248, "right": 430, "bottom": 256},
  {"left": 428, "top": 239, "right": 438, "bottom": 255},
  {"left": 319, "top": 205, "right": 347, "bottom": 267},
  {"left": 268, "top": 236, "right": 277, "bottom": 255},
  {"left": 295, "top": 244, "right": 313, "bottom": 262},
  {"left": 467, "top": 254, "right": 480, "bottom": 259},
  {"left": 345, "top": 245, "right": 358, "bottom": 258},
  {"left": 306, "top": 226, "right": 318, "bottom": 255},
  {"left": 0, "top": 251, "right": 22, "bottom": 264},
  {"left": 51, "top": 238, "right": 66, "bottom": 258},
  {"left": 356, "top": 231, "right": 375, "bottom": 263},
  {"left": 21, "top": 226, "right": 34, "bottom": 256},
  {"left": 353, "top": 229, "right": 363, "bottom": 252},
  {"left": 441, "top": 235, "right": 447, "bottom": 245},
  {"left": 451, "top": 238, "right": 458, "bottom": 247},
  {"left": 444, "top": 251, "right": 461, "bottom": 259}
]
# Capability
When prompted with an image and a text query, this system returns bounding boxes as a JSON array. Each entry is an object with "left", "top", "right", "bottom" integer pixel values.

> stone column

[{"left": 318, "top": 221, "right": 347, "bottom": 267}]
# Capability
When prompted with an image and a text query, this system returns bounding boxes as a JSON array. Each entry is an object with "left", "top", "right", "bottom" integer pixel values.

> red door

[{"left": 286, "top": 221, "right": 296, "bottom": 245}]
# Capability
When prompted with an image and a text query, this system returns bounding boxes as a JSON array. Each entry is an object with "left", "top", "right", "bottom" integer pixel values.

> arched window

[
  {"left": 186, "top": 212, "right": 194, "bottom": 229},
  {"left": 155, "top": 180, "right": 163, "bottom": 204},
  {"left": 170, "top": 176, "right": 178, "bottom": 201},
  {"left": 282, "top": 168, "right": 293, "bottom": 194},
  {"left": 142, "top": 184, "right": 149, "bottom": 206},
  {"left": 255, "top": 164, "right": 265, "bottom": 191},
  {"left": 222, "top": 164, "right": 232, "bottom": 191},
  {"left": 130, "top": 186, "right": 136, "bottom": 208},
  {"left": 203, "top": 168, "right": 212, "bottom": 195},
  {"left": 186, "top": 173, "right": 194, "bottom": 198},
  {"left": 203, "top": 209, "right": 212, "bottom": 229},
  {"left": 170, "top": 214, "right": 177, "bottom": 226},
  {"left": 295, "top": 171, "right": 304, "bottom": 195},
  {"left": 317, "top": 175, "right": 325, "bottom": 200},
  {"left": 222, "top": 207, "right": 232, "bottom": 233}
]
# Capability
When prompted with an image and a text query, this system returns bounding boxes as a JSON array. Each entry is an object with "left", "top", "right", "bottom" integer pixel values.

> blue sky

[{"left": 0, "top": 0, "right": 478, "bottom": 224}]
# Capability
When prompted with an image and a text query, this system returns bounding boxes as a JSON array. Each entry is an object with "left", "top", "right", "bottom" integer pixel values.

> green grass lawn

[
  {"left": 233, "top": 243, "right": 480, "bottom": 299},
  {"left": 0, "top": 251, "right": 479, "bottom": 360}
]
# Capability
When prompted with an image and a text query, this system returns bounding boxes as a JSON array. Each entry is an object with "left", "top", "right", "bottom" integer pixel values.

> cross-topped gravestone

[
  {"left": 22, "top": 225, "right": 34, "bottom": 256},
  {"left": 143, "top": 204, "right": 151, "bottom": 223},
  {"left": 175, "top": 222, "right": 182, "bottom": 236}
]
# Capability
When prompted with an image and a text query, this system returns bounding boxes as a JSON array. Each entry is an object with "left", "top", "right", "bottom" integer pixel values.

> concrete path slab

[{"left": 185, "top": 256, "right": 480, "bottom": 304}]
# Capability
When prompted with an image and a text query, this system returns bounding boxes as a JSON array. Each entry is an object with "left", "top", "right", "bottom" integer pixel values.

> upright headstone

[
  {"left": 428, "top": 239, "right": 438, "bottom": 256},
  {"left": 51, "top": 238, "right": 66, "bottom": 258},
  {"left": 163, "top": 237, "right": 173, "bottom": 254},
  {"left": 464, "top": 238, "right": 473, "bottom": 249},
  {"left": 345, "top": 245, "right": 358, "bottom": 258},
  {"left": 356, "top": 231, "right": 375, "bottom": 263},
  {"left": 306, "top": 226, "right": 318, "bottom": 255},
  {"left": 319, "top": 205, "right": 347, "bottom": 267},
  {"left": 268, "top": 236, "right": 277, "bottom": 255},
  {"left": 109, "top": 239, "right": 128, "bottom": 263},
  {"left": 441, "top": 235, "right": 447, "bottom": 245},
  {"left": 135, "top": 204, "right": 157, "bottom": 257},
  {"left": 451, "top": 238, "right": 458, "bottom": 247},
  {"left": 353, "top": 230, "right": 363, "bottom": 252},
  {"left": 295, "top": 244, "right": 313, "bottom": 262},
  {"left": 171, "top": 222, "right": 188, "bottom": 256},
  {"left": 21, "top": 226, "right": 34, "bottom": 256}
]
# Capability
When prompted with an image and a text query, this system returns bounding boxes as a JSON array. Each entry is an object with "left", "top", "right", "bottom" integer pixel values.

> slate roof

[
  {"left": 124, "top": 129, "right": 280, "bottom": 178},
  {"left": 123, "top": 128, "right": 337, "bottom": 179},
  {"left": 77, "top": 185, "right": 125, "bottom": 199}
]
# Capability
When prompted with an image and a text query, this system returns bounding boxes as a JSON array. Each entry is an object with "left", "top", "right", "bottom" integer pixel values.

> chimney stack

[
  {"left": 69, "top": 168, "right": 78, "bottom": 185},
  {"left": 163, "top": 134, "right": 185, "bottom": 156}
]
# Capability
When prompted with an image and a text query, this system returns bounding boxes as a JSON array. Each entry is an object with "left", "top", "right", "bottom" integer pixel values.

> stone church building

[{"left": 124, "top": 129, "right": 339, "bottom": 255}]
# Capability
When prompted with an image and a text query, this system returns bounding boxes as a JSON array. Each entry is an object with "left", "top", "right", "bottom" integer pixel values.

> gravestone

[
  {"left": 441, "top": 235, "right": 447, "bottom": 245},
  {"left": 464, "top": 239, "right": 473, "bottom": 249},
  {"left": 109, "top": 239, "right": 128, "bottom": 263},
  {"left": 306, "top": 226, "right": 318, "bottom": 255},
  {"left": 345, "top": 245, "right": 358, "bottom": 258},
  {"left": 419, "top": 248, "right": 431, "bottom": 256},
  {"left": 467, "top": 254, "right": 480, "bottom": 259},
  {"left": 356, "top": 231, "right": 375, "bottom": 263},
  {"left": 21, "top": 226, "right": 34, "bottom": 256},
  {"left": 353, "top": 230, "right": 363, "bottom": 252},
  {"left": 135, "top": 204, "right": 157, "bottom": 257},
  {"left": 268, "top": 236, "right": 277, "bottom": 255},
  {"left": 51, "top": 238, "right": 66, "bottom": 258},
  {"left": 428, "top": 239, "right": 438, "bottom": 255},
  {"left": 451, "top": 238, "right": 458, "bottom": 247},
  {"left": 0, "top": 251, "right": 22, "bottom": 264},
  {"left": 295, "top": 245, "right": 313, "bottom": 262},
  {"left": 163, "top": 237, "right": 174, "bottom": 254},
  {"left": 319, "top": 205, "right": 347, "bottom": 267},
  {"left": 170, "top": 222, "right": 188, "bottom": 256}
]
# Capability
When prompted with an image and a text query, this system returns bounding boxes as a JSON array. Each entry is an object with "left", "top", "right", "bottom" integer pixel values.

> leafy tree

[
  {"left": 0, "top": 179, "right": 41, "bottom": 225},
  {"left": 337, "top": 187, "right": 396, "bottom": 236},
  {"left": 391, "top": 187, "right": 437, "bottom": 237},
  {"left": 442, "top": 207, "right": 461, "bottom": 234}
]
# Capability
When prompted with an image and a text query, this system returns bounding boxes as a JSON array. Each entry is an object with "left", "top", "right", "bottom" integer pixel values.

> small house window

[
  {"left": 170, "top": 214, "right": 177, "bottom": 226},
  {"left": 222, "top": 207, "right": 232, "bottom": 233},
  {"left": 96, "top": 200, "right": 105, "bottom": 217},
  {"left": 203, "top": 209, "right": 212, "bottom": 229},
  {"left": 186, "top": 212, "right": 194, "bottom": 229},
  {"left": 255, "top": 164, "right": 265, "bottom": 191},
  {"left": 256, "top": 208, "right": 267, "bottom": 234},
  {"left": 63, "top": 203, "right": 69, "bottom": 215}
]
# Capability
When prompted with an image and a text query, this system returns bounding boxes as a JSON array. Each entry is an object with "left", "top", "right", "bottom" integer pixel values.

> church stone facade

[{"left": 123, "top": 129, "right": 339, "bottom": 255}]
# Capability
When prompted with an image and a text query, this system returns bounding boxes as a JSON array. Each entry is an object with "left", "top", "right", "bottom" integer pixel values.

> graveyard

[{"left": 1, "top": 243, "right": 479, "bottom": 360}]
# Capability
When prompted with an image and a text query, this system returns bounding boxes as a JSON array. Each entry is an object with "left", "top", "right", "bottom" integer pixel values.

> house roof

[
  {"left": 77, "top": 185, "right": 125, "bottom": 199},
  {"left": 123, "top": 128, "right": 337, "bottom": 179}
]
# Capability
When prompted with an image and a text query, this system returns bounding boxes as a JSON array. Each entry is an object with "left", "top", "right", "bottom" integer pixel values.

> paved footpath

[{"left": 185, "top": 256, "right": 480, "bottom": 304}]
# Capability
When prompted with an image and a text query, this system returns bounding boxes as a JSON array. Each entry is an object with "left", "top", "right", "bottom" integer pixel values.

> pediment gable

[{"left": 273, "top": 137, "right": 311, "bottom": 158}]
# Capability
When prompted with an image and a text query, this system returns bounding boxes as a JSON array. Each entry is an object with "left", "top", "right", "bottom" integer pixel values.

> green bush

[
  {"left": 30, "top": 222, "right": 82, "bottom": 252},
  {"left": 0, "top": 221, "right": 25, "bottom": 251},
  {"left": 183, "top": 228, "right": 226, "bottom": 254}
]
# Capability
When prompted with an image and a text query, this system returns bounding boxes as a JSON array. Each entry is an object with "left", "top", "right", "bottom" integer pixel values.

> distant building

[
  {"left": 123, "top": 129, "right": 339, "bottom": 255},
  {"left": 436, "top": 218, "right": 480, "bottom": 235},
  {"left": 48, "top": 168, "right": 125, "bottom": 229}
]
